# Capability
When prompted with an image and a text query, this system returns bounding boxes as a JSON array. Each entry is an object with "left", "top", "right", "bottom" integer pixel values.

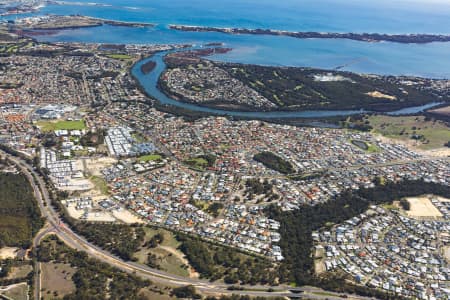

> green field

[
  {"left": 368, "top": 115, "right": 450, "bottom": 150},
  {"left": 138, "top": 154, "right": 162, "bottom": 162},
  {"left": 36, "top": 120, "right": 86, "bottom": 132},
  {"left": 105, "top": 54, "right": 132, "bottom": 60}
]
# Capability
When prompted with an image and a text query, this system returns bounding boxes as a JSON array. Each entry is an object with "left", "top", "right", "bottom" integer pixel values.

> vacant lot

[
  {"left": 41, "top": 262, "right": 76, "bottom": 300},
  {"left": 36, "top": 120, "right": 86, "bottom": 132},
  {"left": 406, "top": 196, "right": 443, "bottom": 218},
  {"left": 368, "top": 115, "right": 450, "bottom": 150}
]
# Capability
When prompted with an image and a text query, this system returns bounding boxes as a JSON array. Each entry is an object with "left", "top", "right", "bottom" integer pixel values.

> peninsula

[
  {"left": 8, "top": 15, "right": 154, "bottom": 32},
  {"left": 170, "top": 25, "right": 450, "bottom": 44}
]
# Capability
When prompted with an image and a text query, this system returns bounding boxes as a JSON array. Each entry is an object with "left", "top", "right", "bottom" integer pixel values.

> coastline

[
  {"left": 170, "top": 25, "right": 450, "bottom": 44},
  {"left": 9, "top": 15, "right": 154, "bottom": 33}
]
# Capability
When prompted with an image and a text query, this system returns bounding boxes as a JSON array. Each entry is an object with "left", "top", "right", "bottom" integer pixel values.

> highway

[{"left": 1, "top": 150, "right": 376, "bottom": 300}]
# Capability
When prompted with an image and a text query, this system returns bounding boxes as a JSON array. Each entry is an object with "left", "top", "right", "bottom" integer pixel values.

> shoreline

[
  {"left": 9, "top": 15, "right": 154, "bottom": 33},
  {"left": 170, "top": 25, "right": 450, "bottom": 44},
  {"left": 132, "top": 50, "right": 447, "bottom": 119}
]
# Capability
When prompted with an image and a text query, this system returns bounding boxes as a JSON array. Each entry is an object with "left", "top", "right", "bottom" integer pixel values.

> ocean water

[
  {"left": 11, "top": 0, "right": 450, "bottom": 34},
  {"left": 3, "top": 0, "right": 450, "bottom": 77}
]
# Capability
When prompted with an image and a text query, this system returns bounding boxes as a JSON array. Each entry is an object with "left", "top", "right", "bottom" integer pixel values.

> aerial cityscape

[{"left": 0, "top": 0, "right": 449, "bottom": 300}]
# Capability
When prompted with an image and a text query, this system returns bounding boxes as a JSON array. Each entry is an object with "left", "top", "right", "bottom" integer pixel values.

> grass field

[
  {"left": 41, "top": 262, "right": 76, "bottom": 300},
  {"left": 368, "top": 115, "right": 450, "bottom": 150},
  {"left": 139, "top": 154, "right": 163, "bottom": 162},
  {"left": 36, "top": 120, "right": 86, "bottom": 132},
  {"left": 105, "top": 54, "right": 132, "bottom": 60}
]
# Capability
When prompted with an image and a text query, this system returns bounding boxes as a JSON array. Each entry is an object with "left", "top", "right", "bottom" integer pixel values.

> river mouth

[{"left": 131, "top": 49, "right": 444, "bottom": 119}]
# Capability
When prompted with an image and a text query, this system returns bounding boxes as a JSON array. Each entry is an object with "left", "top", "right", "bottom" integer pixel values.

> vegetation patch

[
  {"left": 351, "top": 139, "right": 379, "bottom": 153},
  {"left": 218, "top": 62, "right": 440, "bottom": 111},
  {"left": 70, "top": 223, "right": 144, "bottom": 261},
  {"left": 184, "top": 154, "right": 216, "bottom": 171},
  {"left": 176, "top": 234, "right": 278, "bottom": 285},
  {"left": 253, "top": 151, "right": 294, "bottom": 174},
  {"left": 0, "top": 173, "right": 43, "bottom": 248}
]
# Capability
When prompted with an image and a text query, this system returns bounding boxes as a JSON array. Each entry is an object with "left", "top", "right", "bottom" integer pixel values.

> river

[{"left": 131, "top": 49, "right": 443, "bottom": 119}]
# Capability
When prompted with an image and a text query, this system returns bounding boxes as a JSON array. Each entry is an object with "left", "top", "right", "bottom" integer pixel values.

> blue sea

[{"left": 3, "top": 0, "right": 450, "bottom": 77}]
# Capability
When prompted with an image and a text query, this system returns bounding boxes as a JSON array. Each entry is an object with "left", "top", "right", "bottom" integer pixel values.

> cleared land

[
  {"left": 406, "top": 196, "right": 443, "bottom": 218},
  {"left": 0, "top": 282, "right": 28, "bottom": 300},
  {"left": 368, "top": 115, "right": 450, "bottom": 150},
  {"left": 36, "top": 120, "right": 86, "bottom": 132},
  {"left": 40, "top": 262, "right": 76, "bottom": 300},
  {"left": 0, "top": 247, "right": 19, "bottom": 259}
]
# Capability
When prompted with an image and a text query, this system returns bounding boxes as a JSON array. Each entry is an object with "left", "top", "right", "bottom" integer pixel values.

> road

[{"left": 2, "top": 150, "right": 375, "bottom": 300}]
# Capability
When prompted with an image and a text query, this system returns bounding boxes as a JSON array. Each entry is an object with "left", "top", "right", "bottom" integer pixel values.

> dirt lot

[
  {"left": 83, "top": 157, "right": 117, "bottom": 177},
  {"left": 0, "top": 247, "right": 19, "bottom": 259},
  {"left": 112, "top": 209, "right": 145, "bottom": 224},
  {"left": 41, "top": 262, "right": 76, "bottom": 299},
  {"left": 406, "top": 196, "right": 443, "bottom": 218}
]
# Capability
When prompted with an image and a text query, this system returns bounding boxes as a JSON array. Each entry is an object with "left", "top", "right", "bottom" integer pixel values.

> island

[
  {"left": 140, "top": 61, "right": 157, "bottom": 75},
  {"left": 170, "top": 25, "right": 450, "bottom": 44}
]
